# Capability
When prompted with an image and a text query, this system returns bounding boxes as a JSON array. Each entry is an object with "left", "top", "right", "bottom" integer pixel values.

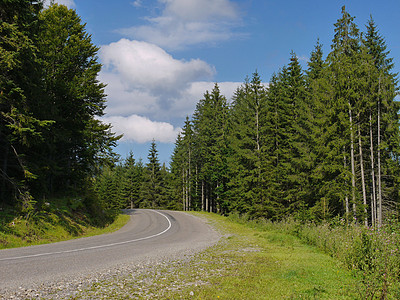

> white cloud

[
  {"left": 99, "top": 39, "right": 217, "bottom": 119},
  {"left": 101, "top": 115, "right": 181, "bottom": 143},
  {"left": 118, "top": 0, "right": 242, "bottom": 49},
  {"left": 99, "top": 81, "right": 241, "bottom": 144},
  {"left": 97, "top": 32, "right": 245, "bottom": 144},
  {"left": 100, "top": 39, "right": 215, "bottom": 96},
  {"left": 43, "top": 0, "right": 76, "bottom": 8}
]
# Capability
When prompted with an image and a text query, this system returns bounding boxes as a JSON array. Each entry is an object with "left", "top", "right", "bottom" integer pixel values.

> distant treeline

[
  {"left": 0, "top": 1, "right": 120, "bottom": 215},
  {"left": 169, "top": 7, "right": 400, "bottom": 225}
]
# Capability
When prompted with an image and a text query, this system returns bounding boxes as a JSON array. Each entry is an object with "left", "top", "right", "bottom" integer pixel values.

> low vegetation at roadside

[
  {"left": 76, "top": 212, "right": 360, "bottom": 299},
  {"left": 243, "top": 216, "right": 400, "bottom": 299},
  {"left": 0, "top": 199, "right": 130, "bottom": 249}
]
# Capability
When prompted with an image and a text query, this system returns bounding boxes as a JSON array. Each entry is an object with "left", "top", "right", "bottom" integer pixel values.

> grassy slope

[{"left": 0, "top": 208, "right": 130, "bottom": 249}]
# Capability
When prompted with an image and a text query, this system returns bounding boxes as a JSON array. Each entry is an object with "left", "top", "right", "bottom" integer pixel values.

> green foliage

[
  {"left": 93, "top": 144, "right": 179, "bottom": 212},
  {"left": 170, "top": 6, "right": 400, "bottom": 227},
  {"left": 0, "top": 2, "right": 120, "bottom": 219}
]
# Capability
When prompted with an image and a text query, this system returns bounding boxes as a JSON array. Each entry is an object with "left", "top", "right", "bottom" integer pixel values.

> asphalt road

[{"left": 0, "top": 209, "right": 219, "bottom": 291}]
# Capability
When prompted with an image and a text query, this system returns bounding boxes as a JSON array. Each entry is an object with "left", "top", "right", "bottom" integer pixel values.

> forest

[
  {"left": 0, "top": 1, "right": 121, "bottom": 219},
  {"left": 168, "top": 6, "right": 400, "bottom": 227},
  {"left": 1, "top": 2, "right": 399, "bottom": 229}
]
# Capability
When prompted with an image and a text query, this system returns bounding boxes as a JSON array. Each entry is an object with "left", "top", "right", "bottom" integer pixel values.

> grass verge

[
  {"left": 0, "top": 211, "right": 130, "bottom": 249},
  {"left": 77, "top": 212, "right": 360, "bottom": 299},
  {"left": 164, "top": 212, "right": 359, "bottom": 299}
]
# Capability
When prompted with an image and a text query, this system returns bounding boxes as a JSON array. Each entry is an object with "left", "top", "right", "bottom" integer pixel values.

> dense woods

[
  {"left": 170, "top": 7, "right": 400, "bottom": 225},
  {"left": 0, "top": 1, "right": 120, "bottom": 217},
  {"left": 2, "top": 3, "right": 399, "bottom": 229}
]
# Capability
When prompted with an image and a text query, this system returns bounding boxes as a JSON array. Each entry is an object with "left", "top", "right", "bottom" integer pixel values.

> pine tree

[
  {"left": 142, "top": 140, "right": 165, "bottom": 208},
  {"left": 192, "top": 84, "right": 229, "bottom": 213},
  {"left": 324, "top": 6, "right": 363, "bottom": 220},
  {"left": 0, "top": 0, "right": 50, "bottom": 211},
  {"left": 305, "top": 41, "right": 339, "bottom": 220},
  {"left": 364, "top": 16, "right": 400, "bottom": 226},
  {"left": 32, "top": 3, "right": 119, "bottom": 197},
  {"left": 121, "top": 151, "right": 142, "bottom": 209},
  {"left": 228, "top": 71, "right": 268, "bottom": 216}
]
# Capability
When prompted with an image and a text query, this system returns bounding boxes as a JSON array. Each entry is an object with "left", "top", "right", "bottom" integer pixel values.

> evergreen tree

[
  {"left": 363, "top": 16, "right": 400, "bottom": 226},
  {"left": 121, "top": 151, "right": 142, "bottom": 209},
  {"left": 170, "top": 133, "right": 186, "bottom": 210},
  {"left": 0, "top": 0, "right": 50, "bottom": 211},
  {"left": 192, "top": 84, "right": 229, "bottom": 213},
  {"left": 305, "top": 41, "right": 337, "bottom": 220},
  {"left": 228, "top": 71, "right": 267, "bottom": 216},
  {"left": 141, "top": 140, "right": 165, "bottom": 208},
  {"left": 32, "top": 3, "right": 119, "bottom": 198}
]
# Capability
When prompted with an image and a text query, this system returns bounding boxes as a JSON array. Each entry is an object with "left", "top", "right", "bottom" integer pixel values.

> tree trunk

[
  {"left": 377, "top": 76, "right": 382, "bottom": 227},
  {"left": 188, "top": 147, "right": 191, "bottom": 211},
  {"left": 377, "top": 98, "right": 382, "bottom": 226},
  {"left": 182, "top": 169, "right": 186, "bottom": 211},
  {"left": 344, "top": 149, "right": 349, "bottom": 220},
  {"left": 369, "top": 111, "right": 377, "bottom": 227},
  {"left": 349, "top": 106, "right": 357, "bottom": 216},
  {"left": 201, "top": 180, "right": 205, "bottom": 211},
  {"left": 358, "top": 124, "right": 368, "bottom": 226},
  {"left": 205, "top": 183, "right": 209, "bottom": 212}
]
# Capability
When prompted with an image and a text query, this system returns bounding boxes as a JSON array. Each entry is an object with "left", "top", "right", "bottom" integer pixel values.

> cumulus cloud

[
  {"left": 101, "top": 115, "right": 181, "bottom": 143},
  {"left": 118, "top": 0, "right": 242, "bottom": 49},
  {"left": 99, "top": 39, "right": 217, "bottom": 119},
  {"left": 98, "top": 46, "right": 242, "bottom": 143},
  {"left": 100, "top": 39, "right": 215, "bottom": 96}
]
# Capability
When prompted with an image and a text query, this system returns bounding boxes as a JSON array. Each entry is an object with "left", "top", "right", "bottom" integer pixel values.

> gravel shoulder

[{"left": 0, "top": 210, "right": 221, "bottom": 299}]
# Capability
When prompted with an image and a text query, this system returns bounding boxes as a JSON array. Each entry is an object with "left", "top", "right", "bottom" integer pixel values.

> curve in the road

[
  {"left": 0, "top": 210, "right": 172, "bottom": 262},
  {"left": 0, "top": 209, "right": 220, "bottom": 292}
]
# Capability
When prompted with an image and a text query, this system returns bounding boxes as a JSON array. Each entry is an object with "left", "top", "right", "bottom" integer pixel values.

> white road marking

[{"left": 0, "top": 210, "right": 172, "bottom": 262}]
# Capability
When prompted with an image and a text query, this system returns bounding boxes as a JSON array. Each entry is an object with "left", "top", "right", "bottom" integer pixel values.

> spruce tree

[
  {"left": 142, "top": 140, "right": 164, "bottom": 208},
  {"left": 364, "top": 16, "right": 400, "bottom": 225},
  {"left": 0, "top": 0, "right": 50, "bottom": 211},
  {"left": 228, "top": 72, "right": 268, "bottom": 216},
  {"left": 192, "top": 84, "right": 229, "bottom": 213}
]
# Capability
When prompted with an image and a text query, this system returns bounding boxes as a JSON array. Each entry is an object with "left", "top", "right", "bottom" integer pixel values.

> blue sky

[{"left": 49, "top": 0, "right": 400, "bottom": 165}]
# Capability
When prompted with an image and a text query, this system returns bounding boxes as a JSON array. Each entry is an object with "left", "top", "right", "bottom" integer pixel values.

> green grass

[
  {"left": 160, "top": 212, "right": 359, "bottom": 299},
  {"left": 0, "top": 211, "right": 130, "bottom": 249}
]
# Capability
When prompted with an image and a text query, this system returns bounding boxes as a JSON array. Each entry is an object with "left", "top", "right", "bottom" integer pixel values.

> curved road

[{"left": 0, "top": 209, "right": 219, "bottom": 291}]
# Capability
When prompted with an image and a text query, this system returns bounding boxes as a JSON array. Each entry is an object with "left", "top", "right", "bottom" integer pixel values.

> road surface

[{"left": 0, "top": 209, "right": 219, "bottom": 292}]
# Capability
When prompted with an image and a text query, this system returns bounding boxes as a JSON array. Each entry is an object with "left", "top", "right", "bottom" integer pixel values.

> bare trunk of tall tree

[
  {"left": 370, "top": 112, "right": 377, "bottom": 227},
  {"left": 344, "top": 149, "right": 349, "bottom": 220},
  {"left": 185, "top": 169, "right": 189, "bottom": 211},
  {"left": 182, "top": 169, "right": 186, "bottom": 211},
  {"left": 195, "top": 165, "right": 198, "bottom": 208},
  {"left": 377, "top": 77, "right": 383, "bottom": 227},
  {"left": 349, "top": 106, "right": 357, "bottom": 216},
  {"left": 358, "top": 124, "right": 368, "bottom": 226},
  {"left": 201, "top": 179, "right": 205, "bottom": 211},
  {"left": 205, "top": 182, "right": 209, "bottom": 212},
  {"left": 377, "top": 99, "right": 382, "bottom": 227},
  {"left": 188, "top": 147, "right": 191, "bottom": 211}
]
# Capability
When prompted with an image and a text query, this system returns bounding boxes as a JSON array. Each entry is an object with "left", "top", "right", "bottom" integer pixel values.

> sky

[{"left": 47, "top": 0, "right": 400, "bottom": 166}]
